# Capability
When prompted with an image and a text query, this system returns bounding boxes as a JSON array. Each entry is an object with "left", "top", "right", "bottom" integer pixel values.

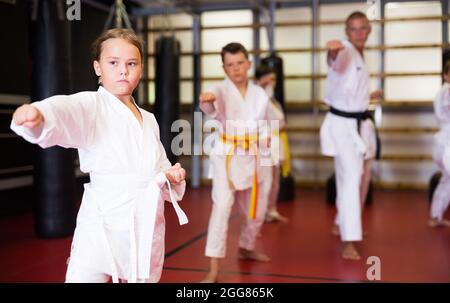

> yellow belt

[
  {"left": 220, "top": 133, "right": 259, "bottom": 220},
  {"left": 279, "top": 130, "right": 291, "bottom": 177}
]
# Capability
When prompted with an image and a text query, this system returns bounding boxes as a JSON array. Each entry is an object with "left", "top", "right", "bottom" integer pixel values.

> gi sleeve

[
  {"left": 10, "top": 92, "right": 97, "bottom": 149},
  {"left": 329, "top": 46, "right": 351, "bottom": 73},
  {"left": 149, "top": 114, "right": 186, "bottom": 203},
  {"left": 199, "top": 85, "right": 223, "bottom": 120},
  {"left": 434, "top": 86, "right": 450, "bottom": 124}
]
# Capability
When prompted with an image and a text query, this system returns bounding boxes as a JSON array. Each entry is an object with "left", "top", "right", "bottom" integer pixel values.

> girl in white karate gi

[
  {"left": 320, "top": 12, "right": 382, "bottom": 260},
  {"left": 429, "top": 60, "right": 450, "bottom": 228},
  {"left": 10, "top": 29, "right": 188, "bottom": 283},
  {"left": 254, "top": 65, "right": 288, "bottom": 223},
  {"left": 199, "top": 43, "right": 272, "bottom": 283}
]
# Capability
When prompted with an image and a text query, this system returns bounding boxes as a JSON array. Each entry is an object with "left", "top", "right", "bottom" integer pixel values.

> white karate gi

[
  {"left": 11, "top": 86, "right": 188, "bottom": 283},
  {"left": 200, "top": 77, "right": 272, "bottom": 258},
  {"left": 320, "top": 39, "right": 375, "bottom": 242},
  {"left": 431, "top": 83, "right": 450, "bottom": 221},
  {"left": 266, "top": 99, "right": 286, "bottom": 217}
]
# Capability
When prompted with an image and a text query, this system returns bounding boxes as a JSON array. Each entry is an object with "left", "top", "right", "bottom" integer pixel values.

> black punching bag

[
  {"left": 261, "top": 54, "right": 295, "bottom": 202},
  {"left": 325, "top": 174, "right": 373, "bottom": 205},
  {"left": 443, "top": 50, "right": 450, "bottom": 76},
  {"left": 29, "top": 1, "right": 76, "bottom": 238},
  {"left": 154, "top": 36, "right": 181, "bottom": 165},
  {"left": 261, "top": 53, "right": 286, "bottom": 111},
  {"left": 428, "top": 171, "right": 441, "bottom": 204}
]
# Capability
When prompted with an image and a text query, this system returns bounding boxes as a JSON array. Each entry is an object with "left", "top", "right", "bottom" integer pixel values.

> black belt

[{"left": 329, "top": 106, "right": 381, "bottom": 160}]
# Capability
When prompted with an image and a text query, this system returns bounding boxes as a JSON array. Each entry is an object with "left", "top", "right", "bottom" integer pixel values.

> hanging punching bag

[
  {"left": 428, "top": 171, "right": 441, "bottom": 204},
  {"left": 261, "top": 53, "right": 295, "bottom": 202},
  {"left": 443, "top": 50, "right": 450, "bottom": 78},
  {"left": 261, "top": 53, "right": 286, "bottom": 112},
  {"left": 29, "top": 0, "right": 76, "bottom": 238},
  {"left": 325, "top": 174, "right": 373, "bottom": 205},
  {"left": 154, "top": 36, "right": 181, "bottom": 165}
]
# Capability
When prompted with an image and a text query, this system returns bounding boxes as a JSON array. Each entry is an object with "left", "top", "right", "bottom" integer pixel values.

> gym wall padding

[
  {"left": 0, "top": 0, "right": 30, "bottom": 95},
  {"left": 154, "top": 36, "right": 181, "bottom": 166},
  {"left": 0, "top": 2, "right": 108, "bottom": 218},
  {"left": 71, "top": 3, "right": 109, "bottom": 93}
]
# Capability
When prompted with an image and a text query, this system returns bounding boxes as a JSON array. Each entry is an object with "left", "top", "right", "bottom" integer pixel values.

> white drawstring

[{"left": 166, "top": 179, "right": 189, "bottom": 225}]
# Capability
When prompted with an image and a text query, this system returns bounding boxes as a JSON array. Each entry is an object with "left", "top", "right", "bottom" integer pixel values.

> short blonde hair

[
  {"left": 345, "top": 11, "right": 369, "bottom": 28},
  {"left": 91, "top": 28, "right": 144, "bottom": 61}
]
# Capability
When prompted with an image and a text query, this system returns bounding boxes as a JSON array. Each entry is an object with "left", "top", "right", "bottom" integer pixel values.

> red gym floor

[{"left": 0, "top": 187, "right": 449, "bottom": 283}]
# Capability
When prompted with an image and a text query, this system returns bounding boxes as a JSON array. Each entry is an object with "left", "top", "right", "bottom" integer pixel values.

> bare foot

[
  {"left": 265, "top": 211, "right": 289, "bottom": 223},
  {"left": 428, "top": 218, "right": 450, "bottom": 228},
  {"left": 341, "top": 242, "right": 361, "bottom": 260},
  {"left": 331, "top": 224, "right": 340, "bottom": 236},
  {"left": 200, "top": 257, "right": 219, "bottom": 283},
  {"left": 238, "top": 248, "right": 271, "bottom": 262},
  {"left": 200, "top": 272, "right": 218, "bottom": 283},
  {"left": 332, "top": 225, "right": 368, "bottom": 237}
]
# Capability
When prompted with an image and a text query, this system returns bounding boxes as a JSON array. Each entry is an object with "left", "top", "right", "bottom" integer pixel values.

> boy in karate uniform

[
  {"left": 254, "top": 65, "right": 289, "bottom": 223},
  {"left": 200, "top": 42, "right": 273, "bottom": 282}
]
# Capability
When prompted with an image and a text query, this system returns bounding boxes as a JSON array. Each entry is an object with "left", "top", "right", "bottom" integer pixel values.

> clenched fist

[
  {"left": 199, "top": 92, "right": 216, "bottom": 103},
  {"left": 370, "top": 89, "right": 384, "bottom": 101},
  {"left": 12, "top": 104, "right": 44, "bottom": 129},
  {"left": 326, "top": 40, "right": 345, "bottom": 61},
  {"left": 326, "top": 40, "right": 344, "bottom": 52},
  {"left": 165, "top": 162, "right": 186, "bottom": 184}
]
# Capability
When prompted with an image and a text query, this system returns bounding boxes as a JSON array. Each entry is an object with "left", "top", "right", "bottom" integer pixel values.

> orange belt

[{"left": 220, "top": 133, "right": 259, "bottom": 220}]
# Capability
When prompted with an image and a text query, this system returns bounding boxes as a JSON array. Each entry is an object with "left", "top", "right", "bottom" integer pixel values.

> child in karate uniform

[
  {"left": 429, "top": 60, "right": 450, "bottom": 228},
  {"left": 11, "top": 28, "right": 188, "bottom": 283},
  {"left": 254, "top": 65, "right": 289, "bottom": 223},
  {"left": 200, "top": 42, "right": 272, "bottom": 282}
]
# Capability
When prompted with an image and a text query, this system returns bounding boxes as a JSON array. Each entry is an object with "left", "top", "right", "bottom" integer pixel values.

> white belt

[{"left": 89, "top": 173, "right": 188, "bottom": 283}]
